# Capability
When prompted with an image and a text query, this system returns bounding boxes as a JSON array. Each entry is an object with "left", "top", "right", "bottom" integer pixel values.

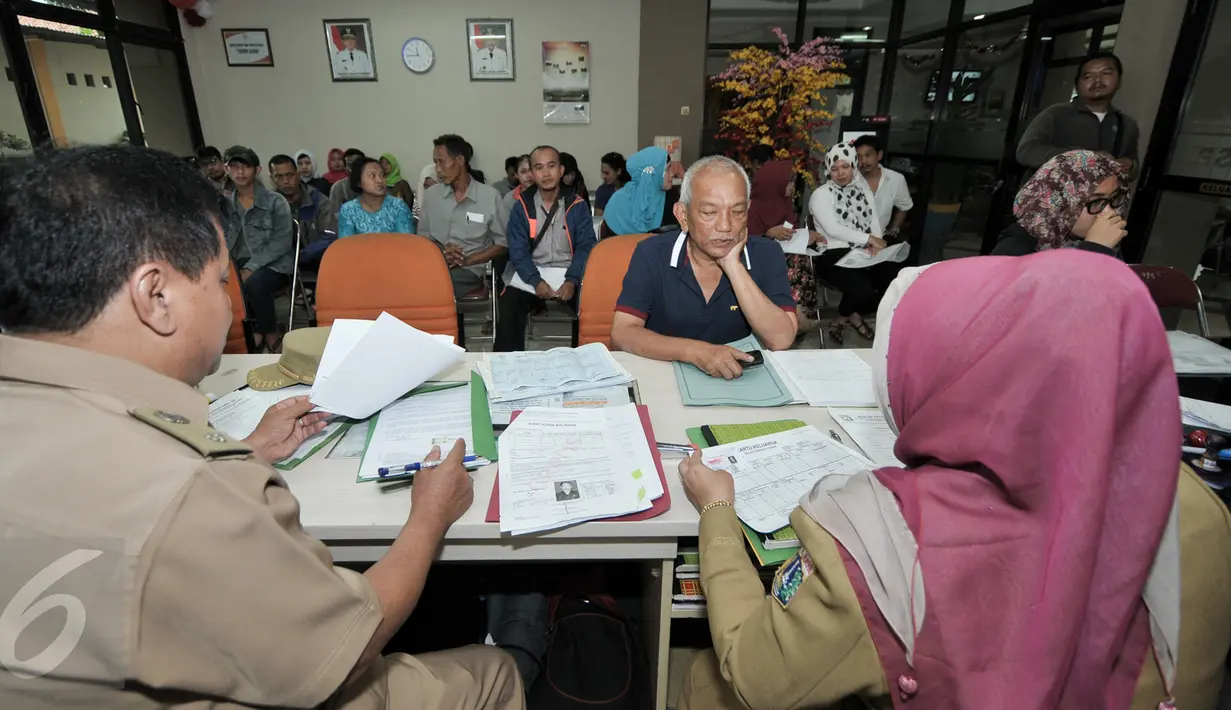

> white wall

[
  {"left": 43, "top": 40, "right": 127, "bottom": 145},
  {"left": 181, "top": 0, "right": 641, "bottom": 190}
]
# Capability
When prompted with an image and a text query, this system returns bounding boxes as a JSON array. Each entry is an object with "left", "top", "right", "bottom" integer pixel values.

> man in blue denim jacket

[
  {"left": 269, "top": 154, "right": 335, "bottom": 271},
  {"left": 223, "top": 146, "right": 294, "bottom": 352}
]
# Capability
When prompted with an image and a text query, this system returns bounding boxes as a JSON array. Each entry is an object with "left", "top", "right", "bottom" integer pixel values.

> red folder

[{"left": 485, "top": 404, "right": 672, "bottom": 523}]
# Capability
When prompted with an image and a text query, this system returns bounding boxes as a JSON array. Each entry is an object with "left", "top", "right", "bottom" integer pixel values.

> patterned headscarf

[
  {"left": 823, "top": 143, "right": 874, "bottom": 234},
  {"left": 1013, "top": 150, "right": 1128, "bottom": 251}
]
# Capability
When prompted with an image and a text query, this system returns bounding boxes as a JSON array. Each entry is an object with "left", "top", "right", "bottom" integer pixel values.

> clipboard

[{"left": 485, "top": 404, "right": 671, "bottom": 523}]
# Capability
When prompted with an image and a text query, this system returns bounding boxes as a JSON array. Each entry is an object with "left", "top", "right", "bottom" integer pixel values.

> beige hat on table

[{"left": 246, "top": 326, "right": 332, "bottom": 391}]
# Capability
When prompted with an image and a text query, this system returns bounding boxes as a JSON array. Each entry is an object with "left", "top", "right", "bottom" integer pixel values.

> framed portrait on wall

[
  {"left": 323, "top": 19, "right": 377, "bottom": 82},
  {"left": 221, "top": 29, "right": 273, "bottom": 67},
  {"left": 466, "top": 18, "right": 514, "bottom": 81}
]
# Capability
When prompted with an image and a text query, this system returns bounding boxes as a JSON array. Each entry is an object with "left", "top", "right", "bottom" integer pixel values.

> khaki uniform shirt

[
  {"left": 418, "top": 179, "right": 509, "bottom": 278},
  {"left": 690, "top": 465, "right": 1231, "bottom": 710},
  {"left": 0, "top": 335, "right": 387, "bottom": 709}
]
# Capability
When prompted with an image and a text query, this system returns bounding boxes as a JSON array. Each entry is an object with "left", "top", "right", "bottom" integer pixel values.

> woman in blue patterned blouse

[{"left": 337, "top": 157, "right": 416, "bottom": 237}]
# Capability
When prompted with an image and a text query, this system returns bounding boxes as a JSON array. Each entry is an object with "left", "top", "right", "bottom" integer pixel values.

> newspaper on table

[
  {"left": 497, "top": 406, "right": 657, "bottom": 535},
  {"left": 700, "top": 425, "right": 875, "bottom": 534},
  {"left": 480, "top": 343, "right": 633, "bottom": 402}
]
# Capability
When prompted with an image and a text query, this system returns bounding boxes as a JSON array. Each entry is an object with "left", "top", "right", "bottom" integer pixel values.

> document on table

[
  {"left": 766, "top": 350, "right": 876, "bottom": 407},
  {"left": 673, "top": 335, "right": 794, "bottom": 407},
  {"left": 310, "top": 313, "right": 464, "bottom": 419},
  {"left": 1181, "top": 396, "right": 1231, "bottom": 432},
  {"left": 836, "top": 241, "right": 909, "bottom": 269},
  {"left": 701, "top": 425, "right": 874, "bottom": 534},
  {"left": 357, "top": 385, "right": 487, "bottom": 481},
  {"left": 327, "top": 419, "right": 372, "bottom": 459},
  {"left": 1168, "top": 331, "right": 1231, "bottom": 375},
  {"left": 827, "top": 407, "right": 902, "bottom": 467},
  {"left": 483, "top": 343, "right": 632, "bottom": 402},
  {"left": 208, "top": 385, "right": 344, "bottom": 468},
  {"left": 508, "top": 266, "right": 568, "bottom": 295},
  {"left": 498, "top": 408, "right": 646, "bottom": 534},
  {"left": 488, "top": 385, "right": 632, "bottom": 427}
]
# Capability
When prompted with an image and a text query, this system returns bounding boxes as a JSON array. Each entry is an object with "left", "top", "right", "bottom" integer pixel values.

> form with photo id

[{"left": 701, "top": 425, "right": 874, "bottom": 533}]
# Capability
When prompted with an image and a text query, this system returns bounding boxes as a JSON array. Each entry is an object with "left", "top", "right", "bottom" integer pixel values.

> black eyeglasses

[{"left": 1084, "top": 187, "right": 1129, "bottom": 215}]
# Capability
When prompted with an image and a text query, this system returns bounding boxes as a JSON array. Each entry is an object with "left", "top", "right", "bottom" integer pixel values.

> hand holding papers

[
  {"left": 310, "top": 313, "right": 464, "bottom": 419},
  {"left": 836, "top": 241, "right": 909, "bottom": 269},
  {"left": 766, "top": 350, "right": 876, "bottom": 407},
  {"left": 700, "top": 425, "right": 874, "bottom": 533},
  {"left": 777, "top": 223, "right": 827, "bottom": 257},
  {"left": 208, "top": 385, "right": 344, "bottom": 468},
  {"left": 509, "top": 266, "right": 567, "bottom": 296}
]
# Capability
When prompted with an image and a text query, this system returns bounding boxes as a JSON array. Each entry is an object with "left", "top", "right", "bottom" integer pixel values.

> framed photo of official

[
  {"left": 466, "top": 18, "right": 514, "bottom": 81},
  {"left": 221, "top": 29, "right": 273, "bottom": 67},
  {"left": 323, "top": 19, "right": 377, "bottom": 82}
]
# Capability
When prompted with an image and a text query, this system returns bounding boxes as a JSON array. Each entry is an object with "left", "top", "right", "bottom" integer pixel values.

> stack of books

[{"left": 671, "top": 549, "right": 706, "bottom": 612}]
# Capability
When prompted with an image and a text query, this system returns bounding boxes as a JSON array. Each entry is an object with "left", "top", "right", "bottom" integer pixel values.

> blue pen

[{"left": 378, "top": 455, "right": 481, "bottom": 477}]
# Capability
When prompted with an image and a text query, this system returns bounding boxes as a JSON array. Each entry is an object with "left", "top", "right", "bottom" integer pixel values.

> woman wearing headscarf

[
  {"left": 559, "top": 152, "right": 591, "bottom": 209},
  {"left": 379, "top": 153, "right": 416, "bottom": 213},
  {"left": 322, "top": 148, "right": 349, "bottom": 184},
  {"left": 748, "top": 159, "right": 825, "bottom": 335},
  {"left": 412, "top": 164, "right": 438, "bottom": 224},
  {"left": 601, "top": 146, "right": 671, "bottom": 238},
  {"left": 809, "top": 143, "right": 889, "bottom": 344},
  {"left": 676, "top": 251, "right": 1231, "bottom": 710},
  {"left": 993, "top": 149, "right": 1129, "bottom": 256},
  {"left": 294, "top": 150, "right": 331, "bottom": 195}
]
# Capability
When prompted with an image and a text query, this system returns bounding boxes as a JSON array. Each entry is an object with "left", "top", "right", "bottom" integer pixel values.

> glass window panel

[
  {"left": 21, "top": 17, "right": 126, "bottom": 146},
  {"left": 963, "top": 0, "right": 1030, "bottom": 23},
  {"left": 902, "top": 0, "right": 952, "bottom": 38},
  {"left": 1099, "top": 24, "right": 1118, "bottom": 52},
  {"left": 0, "top": 33, "right": 33, "bottom": 157},
  {"left": 124, "top": 44, "right": 192, "bottom": 155},
  {"left": 887, "top": 39, "right": 945, "bottom": 154},
  {"left": 115, "top": 0, "right": 170, "bottom": 30},
  {"left": 862, "top": 50, "right": 885, "bottom": 115},
  {"left": 1049, "top": 30, "right": 1090, "bottom": 60},
  {"left": 931, "top": 18, "right": 1029, "bottom": 160},
  {"left": 805, "top": 0, "right": 892, "bottom": 43},
  {"left": 708, "top": 0, "right": 797, "bottom": 45},
  {"left": 1168, "top": 0, "right": 1231, "bottom": 181}
]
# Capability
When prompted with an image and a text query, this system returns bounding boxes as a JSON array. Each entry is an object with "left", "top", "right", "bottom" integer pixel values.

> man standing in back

[
  {"left": 419, "top": 134, "right": 509, "bottom": 300},
  {"left": 496, "top": 145, "right": 596, "bottom": 352},
  {"left": 1017, "top": 53, "right": 1140, "bottom": 178}
]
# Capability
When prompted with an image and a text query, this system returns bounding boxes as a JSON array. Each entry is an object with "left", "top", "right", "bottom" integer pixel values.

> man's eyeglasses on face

[{"left": 1084, "top": 187, "right": 1129, "bottom": 215}]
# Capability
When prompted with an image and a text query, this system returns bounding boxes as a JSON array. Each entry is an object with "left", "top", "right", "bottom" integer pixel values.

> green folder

[
  {"left": 470, "top": 372, "right": 498, "bottom": 462},
  {"left": 273, "top": 422, "right": 349, "bottom": 471},
  {"left": 686, "top": 419, "right": 809, "bottom": 567},
  {"left": 672, "top": 335, "right": 794, "bottom": 407}
]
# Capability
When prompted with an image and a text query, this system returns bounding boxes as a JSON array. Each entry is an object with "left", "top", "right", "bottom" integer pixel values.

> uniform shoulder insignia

[
  {"left": 771, "top": 548, "right": 815, "bottom": 609},
  {"left": 129, "top": 407, "right": 253, "bottom": 458}
]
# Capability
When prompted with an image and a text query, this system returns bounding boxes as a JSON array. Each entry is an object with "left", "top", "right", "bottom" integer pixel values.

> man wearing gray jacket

[{"left": 1017, "top": 53, "right": 1140, "bottom": 179}]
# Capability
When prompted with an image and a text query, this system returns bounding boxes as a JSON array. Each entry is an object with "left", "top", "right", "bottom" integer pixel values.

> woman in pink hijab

[{"left": 676, "top": 251, "right": 1231, "bottom": 710}]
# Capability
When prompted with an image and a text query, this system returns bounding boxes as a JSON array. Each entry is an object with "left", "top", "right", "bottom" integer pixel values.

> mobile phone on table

[{"left": 743, "top": 350, "right": 764, "bottom": 368}]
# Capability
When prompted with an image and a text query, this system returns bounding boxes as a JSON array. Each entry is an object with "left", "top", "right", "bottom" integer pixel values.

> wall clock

[{"left": 402, "top": 37, "right": 434, "bottom": 74}]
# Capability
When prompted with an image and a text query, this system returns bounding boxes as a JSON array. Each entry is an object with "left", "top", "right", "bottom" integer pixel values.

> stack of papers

[
  {"left": 827, "top": 407, "right": 902, "bottom": 466},
  {"left": 311, "top": 313, "right": 464, "bottom": 419},
  {"left": 1181, "top": 396, "right": 1231, "bottom": 433},
  {"left": 766, "top": 350, "right": 876, "bottom": 407},
  {"left": 497, "top": 404, "right": 663, "bottom": 535},
  {"left": 479, "top": 343, "right": 633, "bottom": 402},
  {"left": 776, "top": 222, "right": 827, "bottom": 257},
  {"left": 700, "top": 425, "right": 875, "bottom": 533},
  {"left": 836, "top": 242, "right": 909, "bottom": 269},
  {"left": 357, "top": 385, "right": 490, "bottom": 481},
  {"left": 488, "top": 385, "right": 632, "bottom": 427},
  {"left": 209, "top": 385, "right": 346, "bottom": 469},
  {"left": 1168, "top": 331, "right": 1231, "bottom": 376}
]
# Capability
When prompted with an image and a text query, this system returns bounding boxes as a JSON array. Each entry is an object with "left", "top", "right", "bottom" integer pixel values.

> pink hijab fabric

[{"left": 843, "top": 251, "right": 1180, "bottom": 707}]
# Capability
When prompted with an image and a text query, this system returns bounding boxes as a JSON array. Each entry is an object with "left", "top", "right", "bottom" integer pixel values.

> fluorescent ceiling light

[
  {"left": 974, "top": 14, "right": 986, "bottom": 20},
  {"left": 863, "top": 26, "right": 872, "bottom": 30}
]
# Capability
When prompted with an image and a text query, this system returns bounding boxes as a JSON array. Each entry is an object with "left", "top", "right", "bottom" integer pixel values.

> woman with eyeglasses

[{"left": 992, "top": 150, "right": 1129, "bottom": 257}]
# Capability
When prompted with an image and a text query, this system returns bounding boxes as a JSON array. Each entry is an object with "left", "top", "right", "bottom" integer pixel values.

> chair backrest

[
  {"left": 1129, "top": 264, "right": 1210, "bottom": 336},
  {"left": 224, "top": 258, "right": 251, "bottom": 353},
  {"left": 578, "top": 233, "right": 651, "bottom": 348},
  {"left": 315, "top": 233, "right": 459, "bottom": 340}
]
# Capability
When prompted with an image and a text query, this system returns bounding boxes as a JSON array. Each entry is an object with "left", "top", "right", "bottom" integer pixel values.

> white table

[{"left": 200, "top": 350, "right": 874, "bottom": 709}]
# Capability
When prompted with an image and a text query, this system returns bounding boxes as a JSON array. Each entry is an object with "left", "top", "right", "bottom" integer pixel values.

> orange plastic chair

[
  {"left": 224, "top": 258, "right": 253, "bottom": 354},
  {"left": 578, "top": 233, "right": 651, "bottom": 348},
  {"left": 315, "top": 233, "right": 459, "bottom": 341}
]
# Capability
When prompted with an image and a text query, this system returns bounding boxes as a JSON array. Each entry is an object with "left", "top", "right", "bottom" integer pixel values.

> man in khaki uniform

[{"left": 0, "top": 145, "right": 523, "bottom": 709}]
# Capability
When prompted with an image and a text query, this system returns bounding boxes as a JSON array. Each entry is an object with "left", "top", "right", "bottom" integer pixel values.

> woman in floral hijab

[{"left": 992, "top": 149, "right": 1129, "bottom": 256}]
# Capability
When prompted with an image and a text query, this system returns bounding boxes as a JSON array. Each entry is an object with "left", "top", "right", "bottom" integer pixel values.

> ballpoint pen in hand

[{"left": 378, "top": 455, "right": 481, "bottom": 477}]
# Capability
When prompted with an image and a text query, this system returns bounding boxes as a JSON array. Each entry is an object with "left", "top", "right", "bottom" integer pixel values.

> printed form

[
  {"left": 209, "top": 385, "right": 343, "bottom": 464},
  {"left": 828, "top": 407, "right": 903, "bottom": 467},
  {"left": 357, "top": 386, "right": 484, "bottom": 481},
  {"left": 701, "top": 425, "right": 874, "bottom": 533}
]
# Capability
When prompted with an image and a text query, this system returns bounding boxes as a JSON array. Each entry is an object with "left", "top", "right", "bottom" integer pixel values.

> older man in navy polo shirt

[{"left": 611, "top": 156, "right": 797, "bottom": 379}]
